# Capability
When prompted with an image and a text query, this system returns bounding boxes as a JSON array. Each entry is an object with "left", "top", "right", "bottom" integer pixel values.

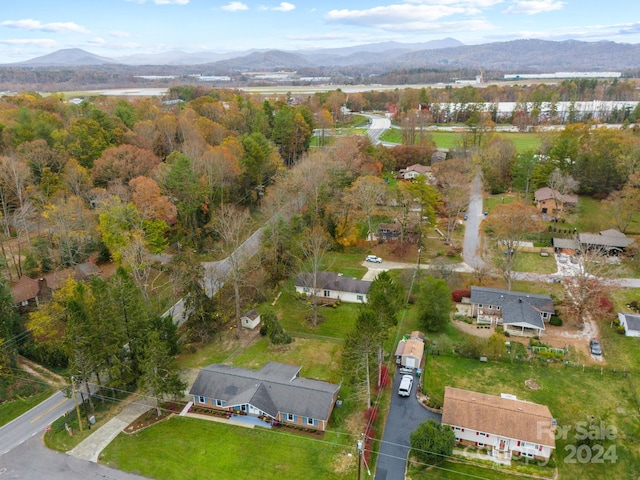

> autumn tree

[
  {"left": 130, "top": 176, "right": 177, "bottom": 226},
  {"left": 42, "top": 196, "right": 95, "bottom": 266},
  {"left": 299, "top": 225, "right": 331, "bottom": 327},
  {"left": 547, "top": 168, "right": 579, "bottom": 228},
  {"left": 481, "top": 136, "right": 516, "bottom": 194},
  {"left": 483, "top": 202, "right": 544, "bottom": 290},
  {"left": 92, "top": 144, "right": 160, "bottom": 188}
]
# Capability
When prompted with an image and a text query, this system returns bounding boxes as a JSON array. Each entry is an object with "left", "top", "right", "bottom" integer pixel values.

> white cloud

[
  {"left": 504, "top": 0, "right": 565, "bottom": 15},
  {"left": 221, "top": 2, "right": 249, "bottom": 11},
  {"left": 272, "top": 2, "right": 296, "bottom": 11},
  {"left": 109, "top": 30, "right": 132, "bottom": 38},
  {"left": 1, "top": 19, "right": 90, "bottom": 34},
  {"left": 326, "top": 4, "right": 471, "bottom": 26},
  {"left": 88, "top": 37, "right": 106, "bottom": 45},
  {"left": 154, "top": 0, "right": 190, "bottom": 4},
  {"left": 0, "top": 38, "right": 57, "bottom": 47}
]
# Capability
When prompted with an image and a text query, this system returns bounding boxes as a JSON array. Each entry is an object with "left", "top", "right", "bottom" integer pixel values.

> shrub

[
  {"left": 599, "top": 296, "right": 615, "bottom": 313},
  {"left": 451, "top": 289, "right": 471, "bottom": 303},
  {"left": 617, "top": 325, "right": 627, "bottom": 335},
  {"left": 549, "top": 316, "right": 563, "bottom": 327}
]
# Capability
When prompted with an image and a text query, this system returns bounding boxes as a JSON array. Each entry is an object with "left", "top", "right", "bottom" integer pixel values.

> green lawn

[
  {"left": 100, "top": 416, "right": 355, "bottom": 480},
  {"left": 423, "top": 355, "right": 640, "bottom": 480},
  {"left": 379, "top": 129, "right": 541, "bottom": 154},
  {"left": 513, "top": 252, "right": 558, "bottom": 274}
]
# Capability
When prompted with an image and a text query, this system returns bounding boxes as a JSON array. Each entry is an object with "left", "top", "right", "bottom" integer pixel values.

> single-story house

[
  {"left": 394, "top": 331, "right": 425, "bottom": 369},
  {"left": 241, "top": 309, "right": 261, "bottom": 329},
  {"left": 189, "top": 362, "right": 340, "bottom": 431},
  {"left": 295, "top": 271, "right": 371, "bottom": 304},
  {"left": 398, "top": 164, "right": 434, "bottom": 182},
  {"left": 534, "top": 187, "right": 577, "bottom": 216},
  {"left": 442, "top": 386, "right": 556, "bottom": 463},
  {"left": 469, "top": 286, "right": 555, "bottom": 337},
  {"left": 552, "top": 229, "right": 634, "bottom": 255},
  {"left": 618, "top": 312, "right": 640, "bottom": 337},
  {"left": 11, "top": 276, "right": 51, "bottom": 312}
]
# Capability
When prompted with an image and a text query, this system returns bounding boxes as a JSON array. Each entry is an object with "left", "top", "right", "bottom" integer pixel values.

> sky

[{"left": 0, "top": 0, "right": 639, "bottom": 63}]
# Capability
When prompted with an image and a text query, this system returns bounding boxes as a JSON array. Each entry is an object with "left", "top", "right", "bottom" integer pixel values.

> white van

[{"left": 398, "top": 375, "right": 413, "bottom": 397}]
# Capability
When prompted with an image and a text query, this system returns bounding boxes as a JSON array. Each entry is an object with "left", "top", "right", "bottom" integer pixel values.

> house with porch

[
  {"left": 398, "top": 164, "right": 434, "bottom": 182},
  {"left": 618, "top": 312, "right": 640, "bottom": 337},
  {"left": 442, "top": 387, "right": 556, "bottom": 463},
  {"left": 189, "top": 362, "right": 340, "bottom": 431},
  {"left": 11, "top": 276, "right": 51, "bottom": 312},
  {"left": 295, "top": 271, "right": 371, "bottom": 304},
  {"left": 552, "top": 229, "right": 634, "bottom": 256},
  {"left": 469, "top": 286, "right": 554, "bottom": 337}
]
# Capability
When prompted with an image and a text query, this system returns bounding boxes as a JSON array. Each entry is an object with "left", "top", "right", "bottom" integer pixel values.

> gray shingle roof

[
  {"left": 470, "top": 286, "right": 554, "bottom": 330},
  {"left": 295, "top": 271, "right": 371, "bottom": 295},
  {"left": 189, "top": 362, "right": 340, "bottom": 421}
]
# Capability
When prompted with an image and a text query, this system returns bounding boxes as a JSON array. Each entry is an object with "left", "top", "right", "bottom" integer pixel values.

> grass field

[
  {"left": 379, "top": 129, "right": 541, "bottom": 154},
  {"left": 0, "top": 388, "right": 53, "bottom": 428},
  {"left": 101, "top": 416, "right": 355, "bottom": 480}
]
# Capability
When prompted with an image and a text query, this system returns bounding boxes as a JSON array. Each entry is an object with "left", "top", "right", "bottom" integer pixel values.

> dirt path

[{"left": 18, "top": 355, "right": 66, "bottom": 387}]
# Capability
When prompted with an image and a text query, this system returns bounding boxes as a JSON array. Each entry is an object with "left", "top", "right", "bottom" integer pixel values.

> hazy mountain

[
  {"left": 16, "top": 48, "right": 117, "bottom": 66},
  {"left": 390, "top": 39, "right": 640, "bottom": 71},
  {"left": 298, "top": 38, "right": 464, "bottom": 57},
  {"left": 206, "top": 50, "right": 312, "bottom": 71},
  {"left": 115, "top": 50, "right": 240, "bottom": 66}
]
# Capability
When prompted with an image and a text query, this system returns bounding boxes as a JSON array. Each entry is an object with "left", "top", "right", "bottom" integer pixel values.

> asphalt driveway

[{"left": 374, "top": 367, "right": 442, "bottom": 480}]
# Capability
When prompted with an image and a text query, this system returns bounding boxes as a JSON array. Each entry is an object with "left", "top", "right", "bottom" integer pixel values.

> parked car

[
  {"left": 365, "top": 255, "right": 382, "bottom": 263},
  {"left": 398, "top": 375, "right": 413, "bottom": 397},
  {"left": 398, "top": 367, "right": 414, "bottom": 375},
  {"left": 589, "top": 339, "right": 602, "bottom": 356}
]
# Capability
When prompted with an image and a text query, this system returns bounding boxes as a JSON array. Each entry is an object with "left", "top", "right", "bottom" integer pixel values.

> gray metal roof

[
  {"left": 621, "top": 313, "right": 640, "bottom": 332},
  {"left": 552, "top": 238, "right": 578, "bottom": 250},
  {"left": 578, "top": 232, "right": 634, "bottom": 249},
  {"left": 189, "top": 362, "right": 340, "bottom": 421},
  {"left": 470, "top": 286, "right": 554, "bottom": 330},
  {"left": 296, "top": 271, "right": 371, "bottom": 295}
]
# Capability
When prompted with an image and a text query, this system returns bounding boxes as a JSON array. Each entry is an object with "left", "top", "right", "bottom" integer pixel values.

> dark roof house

[
  {"left": 470, "top": 286, "right": 555, "bottom": 336},
  {"left": 189, "top": 362, "right": 340, "bottom": 431},
  {"left": 295, "top": 271, "right": 371, "bottom": 303}
]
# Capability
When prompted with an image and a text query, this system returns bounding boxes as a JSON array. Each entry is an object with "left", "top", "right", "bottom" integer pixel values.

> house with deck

[
  {"left": 189, "top": 362, "right": 340, "bottom": 431},
  {"left": 469, "top": 286, "right": 554, "bottom": 337},
  {"left": 442, "top": 387, "right": 556, "bottom": 463},
  {"left": 295, "top": 271, "right": 371, "bottom": 304}
]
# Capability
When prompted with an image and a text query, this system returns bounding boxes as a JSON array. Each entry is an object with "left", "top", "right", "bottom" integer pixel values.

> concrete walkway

[{"left": 68, "top": 396, "right": 156, "bottom": 462}]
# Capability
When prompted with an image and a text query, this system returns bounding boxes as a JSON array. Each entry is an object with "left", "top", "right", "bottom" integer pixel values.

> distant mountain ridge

[{"left": 7, "top": 38, "right": 640, "bottom": 72}]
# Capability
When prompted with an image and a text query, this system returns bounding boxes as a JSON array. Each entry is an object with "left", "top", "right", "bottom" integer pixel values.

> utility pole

[{"left": 70, "top": 376, "right": 83, "bottom": 433}]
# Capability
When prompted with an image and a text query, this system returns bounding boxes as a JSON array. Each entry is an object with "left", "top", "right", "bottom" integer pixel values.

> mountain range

[{"left": 9, "top": 38, "right": 640, "bottom": 72}]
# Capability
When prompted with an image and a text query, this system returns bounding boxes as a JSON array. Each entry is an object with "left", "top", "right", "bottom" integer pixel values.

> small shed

[
  {"left": 241, "top": 309, "right": 261, "bottom": 329},
  {"left": 618, "top": 312, "right": 640, "bottom": 337},
  {"left": 395, "top": 331, "right": 425, "bottom": 369}
]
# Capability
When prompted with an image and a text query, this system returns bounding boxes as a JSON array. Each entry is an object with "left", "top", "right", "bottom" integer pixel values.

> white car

[
  {"left": 398, "top": 375, "right": 413, "bottom": 397},
  {"left": 365, "top": 255, "right": 382, "bottom": 263}
]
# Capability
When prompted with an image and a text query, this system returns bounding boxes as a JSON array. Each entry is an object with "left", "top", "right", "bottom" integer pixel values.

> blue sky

[{"left": 0, "top": 0, "right": 638, "bottom": 63}]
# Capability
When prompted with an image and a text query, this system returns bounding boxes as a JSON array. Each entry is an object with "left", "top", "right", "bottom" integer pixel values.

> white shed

[
  {"left": 241, "top": 309, "right": 261, "bottom": 329},
  {"left": 618, "top": 312, "right": 640, "bottom": 337},
  {"left": 394, "top": 332, "right": 425, "bottom": 368}
]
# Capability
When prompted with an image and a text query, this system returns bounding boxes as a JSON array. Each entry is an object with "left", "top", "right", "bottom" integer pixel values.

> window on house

[
  {"left": 324, "top": 290, "right": 330, "bottom": 297},
  {"left": 306, "top": 417, "right": 315, "bottom": 426},
  {"left": 21, "top": 300, "right": 29, "bottom": 306},
  {"left": 241, "top": 404, "right": 247, "bottom": 412},
  {"left": 478, "top": 304, "right": 483, "bottom": 308},
  {"left": 215, "top": 399, "right": 225, "bottom": 407},
  {"left": 542, "top": 312, "right": 549, "bottom": 318},
  {"left": 196, "top": 396, "right": 206, "bottom": 404},
  {"left": 357, "top": 295, "right": 364, "bottom": 301},
  {"left": 303, "top": 287, "right": 309, "bottom": 293},
  {"left": 496, "top": 306, "right": 502, "bottom": 311}
]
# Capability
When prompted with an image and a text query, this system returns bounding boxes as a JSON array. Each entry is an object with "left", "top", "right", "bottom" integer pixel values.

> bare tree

[
  {"left": 344, "top": 176, "right": 387, "bottom": 247},
  {"left": 484, "top": 202, "right": 544, "bottom": 290},
  {"left": 431, "top": 158, "right": 472, "bottom": 245},
  {"left": 547, "top": 168, "right": 579, "bottom": 229},
  {"left": 210, "top": 205, "right": 252, "bottom": 330},
  {"left": 299, "top": 225, "right": 331, "bottom": 328}
]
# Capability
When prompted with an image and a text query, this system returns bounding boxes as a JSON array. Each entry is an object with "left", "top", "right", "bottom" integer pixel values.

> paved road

[
  {"left": 462, "top": 171, "right": 486, "bottom": 270},
  {"left": 362, "top": 113, "right": 392, "bottom": 145},
  {"left": 0, "top": 436, "right": 150, "bottom": 480},
  {"left": 375, "top": 369, "right": 441, "bottom": 480},
  {"left": 0, "top": 391, "right": 74, "bottom": 456}
]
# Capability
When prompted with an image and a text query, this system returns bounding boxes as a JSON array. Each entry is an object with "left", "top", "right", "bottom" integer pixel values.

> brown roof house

[
  {"left": 188, "top": 362, "right": 340, "bottom": 431},
  {"left": 534, "top": 187, "right": 577, "bottom": 216},
  {"left": 442, "top": 386, "right": 556, "bottom": 463},
  {"left": 398, "top": 164, "right": 434, "bottom": 182},
  {"left": 11, "top": 276, "right": 51, "bottom": 312}
]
